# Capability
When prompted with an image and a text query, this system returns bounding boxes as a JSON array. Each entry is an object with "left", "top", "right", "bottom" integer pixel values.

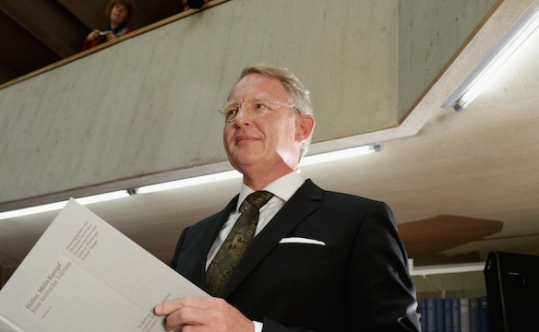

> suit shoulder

[
  {"left": 323, "top": 189, "right": 388, "bottom": 208},
  {"left": 188, "top": 211, "right": 221, "bottom": 231},
  {"left": 303, "top": 179, "right": 391, "bottom": 212}
]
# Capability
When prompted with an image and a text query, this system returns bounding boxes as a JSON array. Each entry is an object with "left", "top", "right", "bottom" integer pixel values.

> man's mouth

[{"left": 235, "top": 136, "right": 258, "bottom": 145}]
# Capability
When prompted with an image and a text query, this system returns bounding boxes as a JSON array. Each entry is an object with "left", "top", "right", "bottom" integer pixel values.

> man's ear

[{"left": 296, "top": 114, "right": 315, "bottom": 143}]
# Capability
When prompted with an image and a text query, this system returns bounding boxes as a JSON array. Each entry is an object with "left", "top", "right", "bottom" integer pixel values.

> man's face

[{"left": 223, "top": 74, "right": 307, "bottom": 176}]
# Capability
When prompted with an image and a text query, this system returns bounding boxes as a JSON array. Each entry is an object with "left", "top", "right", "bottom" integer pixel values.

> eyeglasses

[{"left": 218, "top": 99, "right": 300, "bottom": 123}]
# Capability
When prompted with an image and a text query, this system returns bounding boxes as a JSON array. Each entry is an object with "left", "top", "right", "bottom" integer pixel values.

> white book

[{"left": 0, "top": 199, "right": 208, "bottom": 332}]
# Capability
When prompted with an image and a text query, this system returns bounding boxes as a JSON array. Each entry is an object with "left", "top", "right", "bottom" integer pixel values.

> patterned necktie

[{"left": 206, "top": 190, "right": 274, "bottom": 296}]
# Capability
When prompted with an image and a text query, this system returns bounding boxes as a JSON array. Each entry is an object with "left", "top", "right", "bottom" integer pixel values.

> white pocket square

[{"left": 279, "top": 237, "right": 326, "bottom": 246}]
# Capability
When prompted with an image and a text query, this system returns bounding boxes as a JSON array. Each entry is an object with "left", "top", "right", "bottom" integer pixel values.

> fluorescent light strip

[
  {"left": 137, "top": 144, "right": 381, "bottom": 194},
  {"left": 409, "top": 262, "right": 485, "bottom": 276},
  {"left": 136, "top": 170, "right": 243, "bottom": 194},
  {"left": 0, "top": 190, "right": 129, "bottom": 221},
  {"left": 0, "top": 143, "right": 383, "bottom": 218},
  {"left": 299, "top": 143, "right": 382, "bottom": 167},
  {"left": 442, "top": 1, "right": 539, "bottom": 111}
]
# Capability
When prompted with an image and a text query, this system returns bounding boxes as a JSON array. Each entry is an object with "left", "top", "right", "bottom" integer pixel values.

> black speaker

[{"left": 484, "top": 251, "right": 539, "bottom": 332}]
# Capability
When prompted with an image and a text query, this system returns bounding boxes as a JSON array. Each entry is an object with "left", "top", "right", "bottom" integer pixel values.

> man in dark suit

[{"left": 154, "top": 64, "right": 420, "bottom": 332}]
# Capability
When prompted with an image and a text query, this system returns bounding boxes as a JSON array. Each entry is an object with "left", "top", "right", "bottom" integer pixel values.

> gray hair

[{"left": 234, "top": 64, "right": 315, "bottom": 159}]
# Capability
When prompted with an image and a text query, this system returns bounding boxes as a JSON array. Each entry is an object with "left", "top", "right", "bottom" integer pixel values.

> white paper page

[{"left": 0, "top": 199, "right": 208, "bottom": 332}]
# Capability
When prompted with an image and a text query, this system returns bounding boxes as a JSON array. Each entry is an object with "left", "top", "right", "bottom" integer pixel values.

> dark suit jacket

[{"left": 171, "top": 179, "right": 420, "bottom": 332}]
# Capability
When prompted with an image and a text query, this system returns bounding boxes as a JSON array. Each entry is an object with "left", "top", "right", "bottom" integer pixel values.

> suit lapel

[{"left": 220, "top": 179, "right": 323, "bottom": 298}]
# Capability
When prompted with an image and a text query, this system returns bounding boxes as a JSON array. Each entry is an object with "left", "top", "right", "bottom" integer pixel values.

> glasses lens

[
  {"left": 251, "top": 102, "right": 269, "bottom": 117},
  {"left": 221, "top": 104, "right": 238, "bottom": 122},
  {"left": 220, "top": 100, "right": 281, "bottom": 122}
]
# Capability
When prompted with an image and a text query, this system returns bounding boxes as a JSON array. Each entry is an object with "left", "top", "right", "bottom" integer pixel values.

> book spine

[
  {"left": 420, "top": 299, "right": 428, "bottom": 332},
  {"left": 436, "top": 298, "right": 445, "bottom": 332},
  {"left": 452, "top": 298, "right": 461, "bottom": 332},
  {"left": 426, "top": 298, "right": 436, "bottom": 332},
  {"left": 469, "top": 297, "right": 480, "bottom": 332},
  {"left": 460, "top": 298, "right": 470, "bottom": 332},
  {"left": 445, "top": 299, "right": 453, "bottom": 332}
]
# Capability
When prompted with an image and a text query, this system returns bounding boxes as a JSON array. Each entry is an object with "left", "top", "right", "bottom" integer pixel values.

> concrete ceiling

[{"left": 1, "top": 0, "right": 538, "bottom": 285}]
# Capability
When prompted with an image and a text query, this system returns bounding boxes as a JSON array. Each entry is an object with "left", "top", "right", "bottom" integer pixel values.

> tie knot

[{"left": 241, "top": 191, "right": 274, "bottom": 212}]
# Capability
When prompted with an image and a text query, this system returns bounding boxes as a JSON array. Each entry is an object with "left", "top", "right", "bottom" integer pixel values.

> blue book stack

[
  {"left": 420, "top": 298, "right": 438, "bottom": 332},
  {"left": 418, "top": 297, "right": 488, "bottom": 332}
]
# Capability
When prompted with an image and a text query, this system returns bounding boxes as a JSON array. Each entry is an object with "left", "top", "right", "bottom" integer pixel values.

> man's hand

[{"left": 154, "top": 297, "right": 254, "bottom": 332}]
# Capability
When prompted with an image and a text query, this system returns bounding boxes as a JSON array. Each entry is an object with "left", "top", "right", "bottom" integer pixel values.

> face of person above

[
  {"left": 223, "top": 74, "right": 315, "bottom": 185},
  {"left": 110, "top": 4, "right": 128, "bottom": 26}
]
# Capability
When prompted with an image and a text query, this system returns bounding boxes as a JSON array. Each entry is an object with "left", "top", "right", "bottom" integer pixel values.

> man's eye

[
  {"left": 225, "top": 107, "right": 238, "bottom": 116},
  {"left": 254, "top": 103, "right": 268, "bottom": 111}
]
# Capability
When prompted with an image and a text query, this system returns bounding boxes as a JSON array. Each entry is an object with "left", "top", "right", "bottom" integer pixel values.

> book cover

[{"left": 0, "top": 199, "right": 209, "bottom": 332}]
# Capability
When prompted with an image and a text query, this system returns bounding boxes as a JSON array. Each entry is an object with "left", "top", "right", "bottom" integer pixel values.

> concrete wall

[{"left": 0, "top": 0, "right": 497, "bottom": 206}]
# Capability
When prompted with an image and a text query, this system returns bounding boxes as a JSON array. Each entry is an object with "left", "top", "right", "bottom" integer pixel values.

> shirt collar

[{"left": 236, "top": 171, "right": 305, "bottom": 212}]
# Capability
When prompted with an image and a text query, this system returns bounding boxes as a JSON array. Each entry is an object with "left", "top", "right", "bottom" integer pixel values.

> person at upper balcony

[{"left": 83, "top": 0, "right": 136, "bottom": 51}]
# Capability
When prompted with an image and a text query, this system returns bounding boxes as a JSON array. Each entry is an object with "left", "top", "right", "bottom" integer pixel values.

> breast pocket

[{"left": 272, "top": 243, "right": 332, "bottom": 257}]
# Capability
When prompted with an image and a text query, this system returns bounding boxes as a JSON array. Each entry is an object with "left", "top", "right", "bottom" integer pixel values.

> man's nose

[{"left": 234, "top": 103, "right": 252, "bottom": 124}]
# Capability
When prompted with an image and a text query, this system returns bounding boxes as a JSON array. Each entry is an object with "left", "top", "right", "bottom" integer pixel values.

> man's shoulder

[
  {"left": 188, "top": 210, "right": 223, "bottom": 233},
  {"left": 303, "top": 179, "right": 385, "bottom": 207}
]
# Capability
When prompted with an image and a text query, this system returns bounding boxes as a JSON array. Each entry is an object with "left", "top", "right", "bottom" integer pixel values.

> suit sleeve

[{"left": 345, "top": 201, "right": 420, "bottom": 331}]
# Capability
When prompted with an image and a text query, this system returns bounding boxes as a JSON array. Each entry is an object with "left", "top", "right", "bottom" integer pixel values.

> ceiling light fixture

[
  {"left": 136, "top": 170, "right": 243, "bottom": 194},
  {"left": 0, "top": 143, "right": 383, "bottom": 218},
  {"left": 409, "top": 262, "right": 486, "bottom": 276},
  {"left": 0, "top": 190, "right": 130, "bottom": 221},
  {"left": 442, "top": 1, "right": 539, "bottom": 112},
  {"left": 137, "top": 143, "right": 383, "bottom": 194},
  {"left": 299, "top": 143, "right": 383, "bottom": 167}
]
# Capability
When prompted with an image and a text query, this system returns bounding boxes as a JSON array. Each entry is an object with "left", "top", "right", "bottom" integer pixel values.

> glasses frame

[{"left": 218, "top": 99, "right": 300, "bottom": 123}]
